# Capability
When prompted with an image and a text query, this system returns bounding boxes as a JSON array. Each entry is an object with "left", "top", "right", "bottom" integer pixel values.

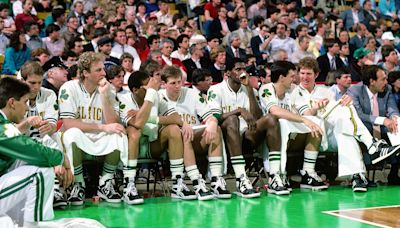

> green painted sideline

[{"left": 55, "top": 186, "right": 400, "bottom": 228}]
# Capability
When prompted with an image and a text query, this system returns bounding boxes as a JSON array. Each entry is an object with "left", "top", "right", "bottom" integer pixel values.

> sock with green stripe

[
  {"left": 303, "top": 150, "right": 318, "bottom": 173},
  {"left": 209, "top": 156, "right": 222, "bottom": 177},
  {"left": 268, "top": 151, "right": 281, "bottom": 175},
  {"left": 74, "top": 165, "right": 85, "bottom": 188},
  {"left": 123, "top": 159, "right": 137, "bottom": 183},
  {"left": 231, "top": 155, "right": 246, "bottom": 178},
  {"left": 100, "top": 163, "right": 117, "bottom": 185},
  {"left": 170, "top": 158, "right": 184, "bottom": 180}
]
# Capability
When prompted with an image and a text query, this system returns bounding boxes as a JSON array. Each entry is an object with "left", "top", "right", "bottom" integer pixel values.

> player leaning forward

[
  {"left": 60, "top": 52, "right": 128, "bottom": 205},
  {"left": 0, "top": 77, "right": 72, "bottom": 227}
]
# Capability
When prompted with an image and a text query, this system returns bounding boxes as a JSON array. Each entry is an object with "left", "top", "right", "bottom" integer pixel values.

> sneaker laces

[
  {"left": 214, "top": 177, "right": 227, "bottom": 191},
  {"left": 70, "top": 183, "right": 82, "bottom": 197},
  {"left": 125, "top": 182, "right": 138, "bottom": 196},
  {"left": 240, "top": 175, "right": 253, "bottom": 190},
  {"left": 104, "top": 179, "right": 118, "bottom": 196},
  {"left": 359, "top": 173, "right": 368, "bottom": 185},
  {"left": 309, "top": 172, "right": 323, "bottom": 182},
  {"left": 196, "top": 177, "right": 209, "bottom": 192},
  {"left": 281, "top": 173, "right": 289, "bottom": 185},
  {"left": 176, "top": 178, "right": 191, "bottom": 192},
  {"left": 270, "top": 174, "right": 284, "bottom": 187},
  {"left": 54, "top": 189, "right": 64, "bottom": 199}
]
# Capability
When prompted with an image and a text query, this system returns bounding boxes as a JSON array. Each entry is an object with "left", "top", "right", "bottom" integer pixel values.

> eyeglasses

[{"left": 234, "top": 67, "right": 246, "bottom": 71}]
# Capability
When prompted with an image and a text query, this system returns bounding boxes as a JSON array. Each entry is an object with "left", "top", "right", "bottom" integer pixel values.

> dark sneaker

[
  {"left": 235, "top": 174, "right": 261, "bottom": 198},
  {"left": 53, "top": 188, "right": 67, "bottom": 209},
  {"left": 281, "top": 173, "right": 292, "bottom": 192},
  {"left": 193, "top": 176, "right": 214, "bottom": 201},
  {"left": 123, "top": 178, "right": 144, "bottom": 205},
  {"left": 268, "top": 174, "right": 290, "bottom": 195},
  {"left": 211, "top": 176, "right": 231, "bottom": 199},
  {"left": 352, "top": 173, "right": 368, "bottom": 192},
  {"left": 97, "top": 179, "right": 122, "bottom": 203},
  {"left": 171, "top": 175, "right": 197, "bottom": 200},
  {"left": 368, "top": 139, "right": 400, "bottom": 164},
  {"left": 68, "top": 182, "right": 85, "bottom": 206},
  {"left": 300, "top": 170, "right": 328, "bottom": 190}
]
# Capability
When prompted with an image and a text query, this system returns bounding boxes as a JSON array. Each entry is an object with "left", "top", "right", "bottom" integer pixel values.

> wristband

[
  {"left": 148, "top": 116, "right": 160, "bottom": 124},
  {"left": 144, "top": 88, "right": 158, "bottom": 104}
]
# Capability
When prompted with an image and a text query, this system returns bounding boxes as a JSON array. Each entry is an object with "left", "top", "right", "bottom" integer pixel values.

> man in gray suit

[
  {"left": 348, "top": 65, "right": 400, "bottom": 184},
  {"left": 340, "top": 0, "right": 365, "bottom": 31}
]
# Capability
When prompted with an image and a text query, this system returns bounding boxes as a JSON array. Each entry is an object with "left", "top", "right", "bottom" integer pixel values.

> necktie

[
  {"left": 331, "top": 57, "right": 336, "bottom": 70},
  {"left": 372, "top": 94, "right": 381, "bottom": 139},
  {"left": 235, "top": 49, "right": 239, "bottom": 58},
  {"left": 344, "top": 58, "right": 348, "bottom": 66}
]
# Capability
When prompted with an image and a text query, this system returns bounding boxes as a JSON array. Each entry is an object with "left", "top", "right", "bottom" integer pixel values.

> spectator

[
  {"left": 0, "top": 3, "right": 15, "bottom": 35},
  {"left": 2, "top": 31, "right": 31, "bottom": 75},
  {"left": 171, "top": 34, "right": 191, "bottom": 61},
  {"left": 349, "top": 24, "right": 367, "bottom": 56},
  {"left": 225, "top": 32, "right": 246, "bottom": 64},
  {"left": 183, "top": 43, "right": 208, "bottom": 82},
  {"left": 267, "top": 23, "right": 296, "bottom": 62},
  {"left": 316, "top": 38, "right": 341, "bottom": 82},
  {"left": 247, "top": 0, "right": 266, "bottom": 19},
  {"left": 378, "top": 0, "right": 397, "bottom": 20},
  {"left": 67, "top": 36, "right": 84, "bottom": 56},
  {"left": 156, "top": 1, "right": 173, "bottom": 27},
  {"left": 31, "top": 48, "right": 49, "bottom": 66},
  {"left": 379, "top": 45, "right": 400, "bottom": 73},
  {"left": 43, "top": 24, "right": 65, "bottom": 57},
  {"left": 24, "top": 21, "right": 44, "bottom": 51},
  {"left": 61, "top": 16, "right": 79, "bottom": 45},
  {"left": 41, "top": 56, "right": 68, "bottom": 96},
  {"left": 292, "top": 36, "right": 314, "bottom": 64},
  {"left": 233, "top": 17, "right": 252, "bottom": 54},
  {"left": 208, "top": 46, "right": 226, "bottom": 82},
  {"left": 388, "top": 71, "right": 400, "bottom": 110},
  {"left": 15, "top": 0, "right": 41, "bottom": 31},
  {"left": 110, "top": 29, "right": 141, "bottom": 71},
  {"left": 13, "top": 0, "right": 37, "bottom": 18},
  {"left": 0, "top": 17, "right": 9, "bottom": 55}
]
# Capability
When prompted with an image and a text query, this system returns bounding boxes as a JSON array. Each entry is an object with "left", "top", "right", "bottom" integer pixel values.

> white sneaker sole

[
  {"left": 124, "top": 198, "right": 144, "bottom": 205},
  {"left": 97, "top": 192, "right": 122, "bottom": 203},
  {"left": 197, "top": 194, "right": 215, "bottom": 201},
  {"left": 69, "top": 200, "right": 84, "bottom": 206},
  {"left": 371, "top": 144, "right": 400, "bottom": 164},
  {"left": 214, "top": 193, "right": 232, "bottom": 199},
  {"left": 171, "top": 193, "right": 197, "bottom": 200},
  {"left": 352, "top": 187, "right": 367, "bottom": 192},
  {"left": 234, "top": 192, "right": 261, "bottom": 198},
  {"left": 267, "top": 188, "right": 290, "bottom": 195},
  {"left": 300, "top": 184, "right": 328, "bottom": 190}
]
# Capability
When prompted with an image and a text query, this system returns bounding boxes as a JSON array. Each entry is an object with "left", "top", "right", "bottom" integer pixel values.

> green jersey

[{"left": 0, "top": 113, "right": 64, "bottom": 176}]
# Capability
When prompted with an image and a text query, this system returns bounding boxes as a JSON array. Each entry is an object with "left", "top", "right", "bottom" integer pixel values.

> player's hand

[
  {"left": 240, "top": 108, "right": 256, "bottom": 132},
  {"left": 169, "top": 113, "right": 183, "bottom": 125},
  {"left": 98, "top": 78, "right": 111, "bottom": 96},
  {"left": 312, "top": 98, "right": 329, "bottom": 110},
  {"left": 202, "top": 122, "right": 217, "bottom": 144},
  {"left": 384, "top": 118, "right": 398, "bottom": 133},
  {"left": 102, "top": 123, "right": 126, "bottom": 134},
  {"left": 38, "top": 121, "right": 56, "bottom": 135},
  {"left": 181, "top": 122, "right": 193, "bottom": 142},
  {"left": 239, "top": 72, "right": 250, "bottom": 86},
  {"left": 340, "top": 95, "right": 352, "bottom": 106},
  {"left": 127, "top": 109, "right": 138, "bottom": 120},
  {"left": 303, "top": 118, "right": 323, "bottom": 138},
  {"left": 146, "top": 75, "right": 161, "bottom": 91},
  {"left": 27, "top": 116, "right": 42, "bottom": 128}
]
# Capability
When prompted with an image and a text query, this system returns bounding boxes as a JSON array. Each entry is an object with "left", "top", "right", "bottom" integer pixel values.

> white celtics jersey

[
  {"left": 291, "top": 84, "right": 335, "bottom": 116},
  {"left": 117, "top": 89, "right": 174, "bottom": 141},
  {"left": 259, "top": 83, "right": 293, "bottom": 114},
  {"left": 159, "top": 87, "right": 213, "bottom": 126},
  {"left": 26, "top": 87, "right": 59, "bottom": 139},
  {"left": 207, "top": 80, "right": 251, "bottom": 115},
  {"left": 59, "top": 80, "right": 119, "bottom": 124}
]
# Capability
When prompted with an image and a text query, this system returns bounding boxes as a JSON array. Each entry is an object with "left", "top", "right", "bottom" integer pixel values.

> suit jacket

[
  {"left": 182, "top": 58, "right": 210, "bottom": 83},
  {"left": 225, "top": 46, "right": 246, "bottom": 69},
  {"left": 340, "top": 9, "right": 366, "bottom": 31},
  {"left": 83, "top": 43, "right": 95, "bottom": 52},
  {"left": 316, "top": 54, "right": 342, "bottom": 82},
  {"left": 349, "top": 35, "right": 365, "bottom": 56},
  {"left": 251, "top": 35, "right": 267, "bottom": 65},
  {"left": 348, "top": 83, "right": 399, "bottom": 134},
  {"left": 209, "top": 18, "right": 237, "bottom": 39},
  {"left": 208, "top": 64, "right": 224, "bottom": 83},
  {"left": 363, "top": 9, "right": 379, "bottom": 31}
]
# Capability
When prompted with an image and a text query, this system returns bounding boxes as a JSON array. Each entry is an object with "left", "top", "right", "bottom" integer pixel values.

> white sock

[
  {"left": 209, "top": 156, "right": 222, "bottom": 177},
  {"left": 186, "top": 165, "right": 200, "bottom": 181},
  {"left": 268, "top": 151, "right": 281, "bottom": 175},
  {"left": 231, "top": 155, "right": 246, "bottom": 178},
  {"left": 170, "top": 158, "right": 184, "bottom": 179},
  {"left": 123, "top": 159, "right": 137, "bottom": 182},
  {"left": 303, "top": 150, "right": 318, "bottom": 173}
]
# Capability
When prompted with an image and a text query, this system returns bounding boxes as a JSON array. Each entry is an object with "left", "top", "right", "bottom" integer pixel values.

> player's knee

[
  {"left": 127, "top": 127, "right": 141, "bottom": 141},
  {"left": 222, "top": 115, "right": 239, "bottom": 131},
  {"left": 165, "top": 124, "right": 181, "bottom": 140},
  {"left": 262, "top": 114, "right": 279, "bottom": 127}
]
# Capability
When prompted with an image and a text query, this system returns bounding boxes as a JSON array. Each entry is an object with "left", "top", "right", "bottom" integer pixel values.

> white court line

[{"left": 323, "top": 205, "right": 400, "bottom": 228}]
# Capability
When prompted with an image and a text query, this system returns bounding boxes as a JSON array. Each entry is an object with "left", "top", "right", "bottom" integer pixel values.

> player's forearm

[
  {"left": 220, "top": 109, "right": 242, "bottom": 122},
  {"left": 100, "top": 95, "right": 119, "bottom": 124},
  {"left": 15, "top": 119, "right": 30, "bottom": 133},
  {"left": 129, "top": 101, "right": 153, "bottom": 129},
  {"left": 247, "top": 85, "right": 263, "bottom": 119},
  {"left": 62, "top": 118, "right": 104, "bottom": 133},
  {"left": 269, "top": 106, "right": 304, "bottom": 123}
]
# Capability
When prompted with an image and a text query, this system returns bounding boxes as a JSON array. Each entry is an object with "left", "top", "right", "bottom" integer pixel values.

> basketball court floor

[{"left": 55, "top": 185, "right": 400, "bottom": 227}]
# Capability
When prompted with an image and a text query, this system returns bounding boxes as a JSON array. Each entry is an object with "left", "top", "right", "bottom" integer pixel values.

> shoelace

[
  {"left": 70, "top": 183, "right": 82, "bottom": 197},
  {"left": 309, "top": 173, "right": 323, "bottom": 182},
  {"left": 54, "top": 189, "right": 64, "bottom": 199},
  {"left": 215, "top": 177, "right": 227, "bottom": 191},
  {"left": 359, "top": 173, "right": 368, "bottom": 185},
  {"left": 197, "top": 178, "right": 209, "bottom": 192},
  {"left": 125, "top": 182, "right": 138, "bottom": 196},
  {"left": 241, "top": 175, "right": 253, "bottom": 190},
  {"left": 281, "top": 174, "right": 290, "bottom": 186},
  {"left": 104, "top": 180, "right": 118, "bottom": 196},
  {"left": 271, "top": 175, "right": 284, "bottom": 187},
  {"left": 176, "top": 178, "right": 190, "bottom": 192}
]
